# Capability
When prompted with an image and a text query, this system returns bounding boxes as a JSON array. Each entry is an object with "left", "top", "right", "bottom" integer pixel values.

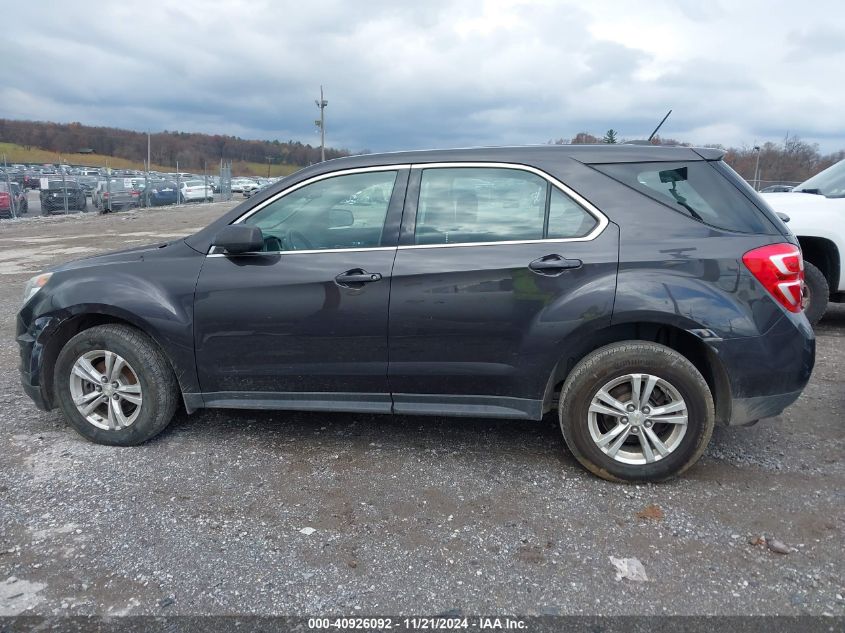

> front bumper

[{"left": 17, "top": 314, "right": 53, "bottom": 411}]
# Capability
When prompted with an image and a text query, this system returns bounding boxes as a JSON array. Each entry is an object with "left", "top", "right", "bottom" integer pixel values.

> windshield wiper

[{"left": 667, "top": 185, "right": 704, "bottom": 222}]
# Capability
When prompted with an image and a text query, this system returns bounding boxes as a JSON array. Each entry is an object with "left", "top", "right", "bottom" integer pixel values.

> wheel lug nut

[
  {"left": 101, "top": 376, "right": 108, "bottom": 383},
  {"left": 642, "top": 406, "right": 651, "bottom": 414},
  {"left": 626, "top": 404, "right": 635, "bottom": 412},
  {"left": 631, "top": 427, "right": 639, "bottom": 434},
  {"left": 645, "top": 421, "right": 652, "bottom": 428},
  {"left": 621, "top": 417, "right": 628, "bottom": 424},
  {"left": 112, "top": 382, "right": 119, "bottom": 388},
  {"left": 112, "top": 394, "right": 119, "bottom": 400}
]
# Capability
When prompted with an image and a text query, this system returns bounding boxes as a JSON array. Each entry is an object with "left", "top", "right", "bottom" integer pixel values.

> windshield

[{"left": 794, "top": 159, "right": 845, "bottom": 198}]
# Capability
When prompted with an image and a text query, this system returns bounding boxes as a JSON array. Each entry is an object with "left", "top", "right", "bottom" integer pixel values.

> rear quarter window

[{"left": 593, "top": 161, "right": 778, "bottom": 234}]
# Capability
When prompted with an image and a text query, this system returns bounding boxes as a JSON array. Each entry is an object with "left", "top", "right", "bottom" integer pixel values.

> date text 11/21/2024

[{"left": 307, "top": 617, "right": 527, "bottom": 630}]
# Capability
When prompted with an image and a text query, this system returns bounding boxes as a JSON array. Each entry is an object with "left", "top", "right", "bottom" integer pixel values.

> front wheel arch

[{"left": 39, "top": 312, "right": 191, "bottom": 413}]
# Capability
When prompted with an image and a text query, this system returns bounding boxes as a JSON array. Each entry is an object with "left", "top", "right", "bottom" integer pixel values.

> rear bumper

[
  {"left": 711, "top": 312, "right": 814, "bottom": 426},
  {"left": 729, "top": 390, "right": 804, "bottom": 426}
]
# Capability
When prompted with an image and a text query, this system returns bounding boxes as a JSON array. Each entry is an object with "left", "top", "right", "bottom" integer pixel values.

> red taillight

[
  {"left": 102, "top": 192, "right": 109, "bottom": 198},
  {"left": 742, "top": 243, "right": 805, "bottom": 313},
  {"left": 0, "top": 192, "right": 9, "bottom": 208},
  {"left": 131, "top": 191, "right": 139, "bottom": 197}
]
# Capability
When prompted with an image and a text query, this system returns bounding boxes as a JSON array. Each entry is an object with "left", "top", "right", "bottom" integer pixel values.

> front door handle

[
  {"left": 335, "top": 269, "right": 383, "bottom": 287},
  {"left": 529, "top": 255, "right": 582, "bottom": 275}
]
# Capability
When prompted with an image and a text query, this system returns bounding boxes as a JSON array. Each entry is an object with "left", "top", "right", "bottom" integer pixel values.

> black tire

[
  {"left": 54, "top": 324, "right": 179, "bottom": 446},
  {"left": 558, "top": 341, "right": 715, "bottom": 483},
  {"left": 802, "top": 261, "right": 828, "bottom": 326}
]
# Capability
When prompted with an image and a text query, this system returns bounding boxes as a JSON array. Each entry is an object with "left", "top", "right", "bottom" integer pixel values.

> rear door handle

[
  {"left": 529, "top": 255, "right": 582, "bottom": 275},
  {"left": 335, "top": 269, "right": 383, "bottom": 287}
]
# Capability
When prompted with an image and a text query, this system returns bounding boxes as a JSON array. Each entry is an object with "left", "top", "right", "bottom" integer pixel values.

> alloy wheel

[
  {"left": 68, "top": 350, "right": 143, "bottom": 430},
  {"left": 587, "top": 373, "right": 688, "bottom": 465}
]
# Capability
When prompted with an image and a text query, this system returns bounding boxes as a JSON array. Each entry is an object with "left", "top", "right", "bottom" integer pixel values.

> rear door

[{"left": 388, "top": 163, "right": 619, "bottom": 419}]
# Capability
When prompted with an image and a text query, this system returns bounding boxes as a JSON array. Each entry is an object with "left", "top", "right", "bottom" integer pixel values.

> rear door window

[
  {"left": 593, "top": 161, "right": 777, "bottom": 234},
  {"left": 414, "top": 167, "right": 598, "bottom": 245}
]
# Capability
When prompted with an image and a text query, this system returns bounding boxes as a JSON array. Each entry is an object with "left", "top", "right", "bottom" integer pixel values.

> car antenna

[{"left": 648, "top": 109, "right": 672, "bottom": 142}]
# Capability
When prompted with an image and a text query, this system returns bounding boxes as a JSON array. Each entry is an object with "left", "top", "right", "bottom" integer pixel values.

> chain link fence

[
  {"left": 1, "top": 158, "right": 279, "bottom": 219},
  {"left": 0, "top": 160, "right": 279, "bottom": 218}
]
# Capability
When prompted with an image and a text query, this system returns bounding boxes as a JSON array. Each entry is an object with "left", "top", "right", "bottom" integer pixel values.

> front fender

[{"left": 19, "top": 240, "right": 204, "bottom": 399}]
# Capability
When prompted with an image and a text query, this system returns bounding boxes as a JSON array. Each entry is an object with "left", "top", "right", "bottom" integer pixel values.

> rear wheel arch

[
  {"left": 797, "top": 236, "right": 839, "bottom": 293},
  {"left": 542, "top": 321, "right": 731, "bottom": 425}
]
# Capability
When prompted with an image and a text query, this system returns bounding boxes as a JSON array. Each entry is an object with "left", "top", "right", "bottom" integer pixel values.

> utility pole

[
  {"left": 315, "top": 85, "right": 328, "bottom": 162},
  {"left": 753, "top": 146, "right": 761, "bottom": 191},
  {"left": 147, "top": 132, "right": 151, "bottom": 173},
  {"left": 265, "top": 155, "right": 273, "bottom": 178}
]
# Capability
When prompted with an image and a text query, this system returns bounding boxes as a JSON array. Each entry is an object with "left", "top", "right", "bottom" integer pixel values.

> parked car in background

[
  {"left": 17, "top": 145, "right": 814, "bottom": 483},
  {"left": 243, "top": 181, "right": 273, "bottom": 198},
  {"left": 230, "top": 177, "right": 260, "bottom": 194},
  {"left": 179, "top": 179, "right": 214, "bottom": 203},
  {"left": 140, "top": 180, "right": 179, "bottom": 207},
  {"left": 21, "top": 170, "right": 42, "bottom": 189},
  {"left": 39, "top": 180, "right": 87, "bottom": 214},
  {"left": 10, "top": 182, "right": 28, "bottom": 215},
  {"left": 0, "top": 181, "right": 28, "bottom": 218},
  {"left": 77, "top": 176, "right": 99, "bottom": 196},
  {"left": 93, "top": 180, "right": 140, "bottom": 213},
  {"left": 760, "top": 184, "right": 795, "bottom": 193},
  {"left": 762, "top": 159, "right": 845, "bottom": 324}
]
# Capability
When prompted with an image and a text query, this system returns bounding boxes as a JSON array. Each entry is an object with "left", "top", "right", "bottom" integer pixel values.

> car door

[
  {"left": 193, "top": 166, "right": 409, "bottom": 412},
  {"left": 388, "top": 164, "right": 619, "bottom": 419}
]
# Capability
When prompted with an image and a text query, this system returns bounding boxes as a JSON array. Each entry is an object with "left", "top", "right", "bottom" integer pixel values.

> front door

[{"left": 194, "top": 167, "right": 408, "bottom": 412}]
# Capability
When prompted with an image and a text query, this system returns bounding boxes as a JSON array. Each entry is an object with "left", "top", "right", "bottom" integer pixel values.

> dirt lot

[{"left": 0, "top": 200, "right": 843, "bottom": 617}]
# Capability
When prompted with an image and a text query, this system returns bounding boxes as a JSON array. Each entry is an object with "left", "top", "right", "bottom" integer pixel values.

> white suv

[{"left": 762, "top": 159, "right": 845, "bottom": 324}]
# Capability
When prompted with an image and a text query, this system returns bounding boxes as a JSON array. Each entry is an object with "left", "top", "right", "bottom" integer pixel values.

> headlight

[{"left": 22, "top": 272, "right": 52, "bottom": 305}]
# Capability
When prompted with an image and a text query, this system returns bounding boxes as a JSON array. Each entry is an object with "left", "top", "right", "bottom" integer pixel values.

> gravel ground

[{"left": 0, "top": 200, "right": 843, "bottom": 617}]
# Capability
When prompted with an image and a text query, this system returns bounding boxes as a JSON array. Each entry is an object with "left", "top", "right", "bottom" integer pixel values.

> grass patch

[{"left": 0, "top": 142, "right": 302, "bottom": 177}]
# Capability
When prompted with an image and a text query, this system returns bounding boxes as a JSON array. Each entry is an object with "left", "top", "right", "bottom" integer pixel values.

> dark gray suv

[{"left": 17, "top": 145, "right": 814, "bottom": 482}]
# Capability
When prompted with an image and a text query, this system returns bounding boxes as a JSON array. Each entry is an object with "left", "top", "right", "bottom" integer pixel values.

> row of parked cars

[{"left": 0, "top": 163, "right": 282, "bottom": 217}]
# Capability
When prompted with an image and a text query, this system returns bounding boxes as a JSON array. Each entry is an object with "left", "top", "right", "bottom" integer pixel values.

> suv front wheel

[
  {"left": 54, "top": 324, "right": 179, "bottom": 446},
  {"left": 559, "top": 341, "right": 715, "bottom": 483}
]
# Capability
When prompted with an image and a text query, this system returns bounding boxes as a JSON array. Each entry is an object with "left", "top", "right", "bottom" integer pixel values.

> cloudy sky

[{"left": 2, "top": 0, "right": 843, "bottom": 153}]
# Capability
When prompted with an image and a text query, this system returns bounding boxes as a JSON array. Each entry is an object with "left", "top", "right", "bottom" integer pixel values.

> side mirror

[
  {"left": 776, "top": 211, "right": 790, "bottom": 223},
  {"left": 212, "top": 224, "right": 264, "bottom": 254}
]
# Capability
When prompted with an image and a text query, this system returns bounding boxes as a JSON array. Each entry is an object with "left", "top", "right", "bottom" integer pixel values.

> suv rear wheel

[
  {"left": 54, "top": 324, "right": 179, "bottom": 446},
  {"left": 801, "top": 261, "right": 828, "bottom": 326},
  {"left": 559, "top": 341, "right": 715, "bottom": 482}
]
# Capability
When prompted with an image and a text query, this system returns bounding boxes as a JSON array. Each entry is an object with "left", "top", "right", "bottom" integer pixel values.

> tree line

[
  {"left": 551, "top": 130, "right": 845, "bottom": 185},
  {"left": 3, "top": 117, "right": 842, "bottom": 185},
  {"left": 0, "top": 119, "right": 348, "bottom": 169}
]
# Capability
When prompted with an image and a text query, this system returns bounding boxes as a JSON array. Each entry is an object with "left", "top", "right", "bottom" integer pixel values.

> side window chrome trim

[
  {"left": 210, "top": 161, "right": 608, "bottom": 255},
  {"left": 206, "top": 164, "right": 411, "bottom": 256},
  {"left": 406, "top": 161, "right": 608, "bottom": 248},
  {"left": 232, "top": 164, "right": 411, "bottom": 225}
]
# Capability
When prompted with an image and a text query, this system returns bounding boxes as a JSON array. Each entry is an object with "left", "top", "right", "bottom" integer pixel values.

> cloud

[{"left": 0, "top": 0, "right": 842, "bottom": 153}]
